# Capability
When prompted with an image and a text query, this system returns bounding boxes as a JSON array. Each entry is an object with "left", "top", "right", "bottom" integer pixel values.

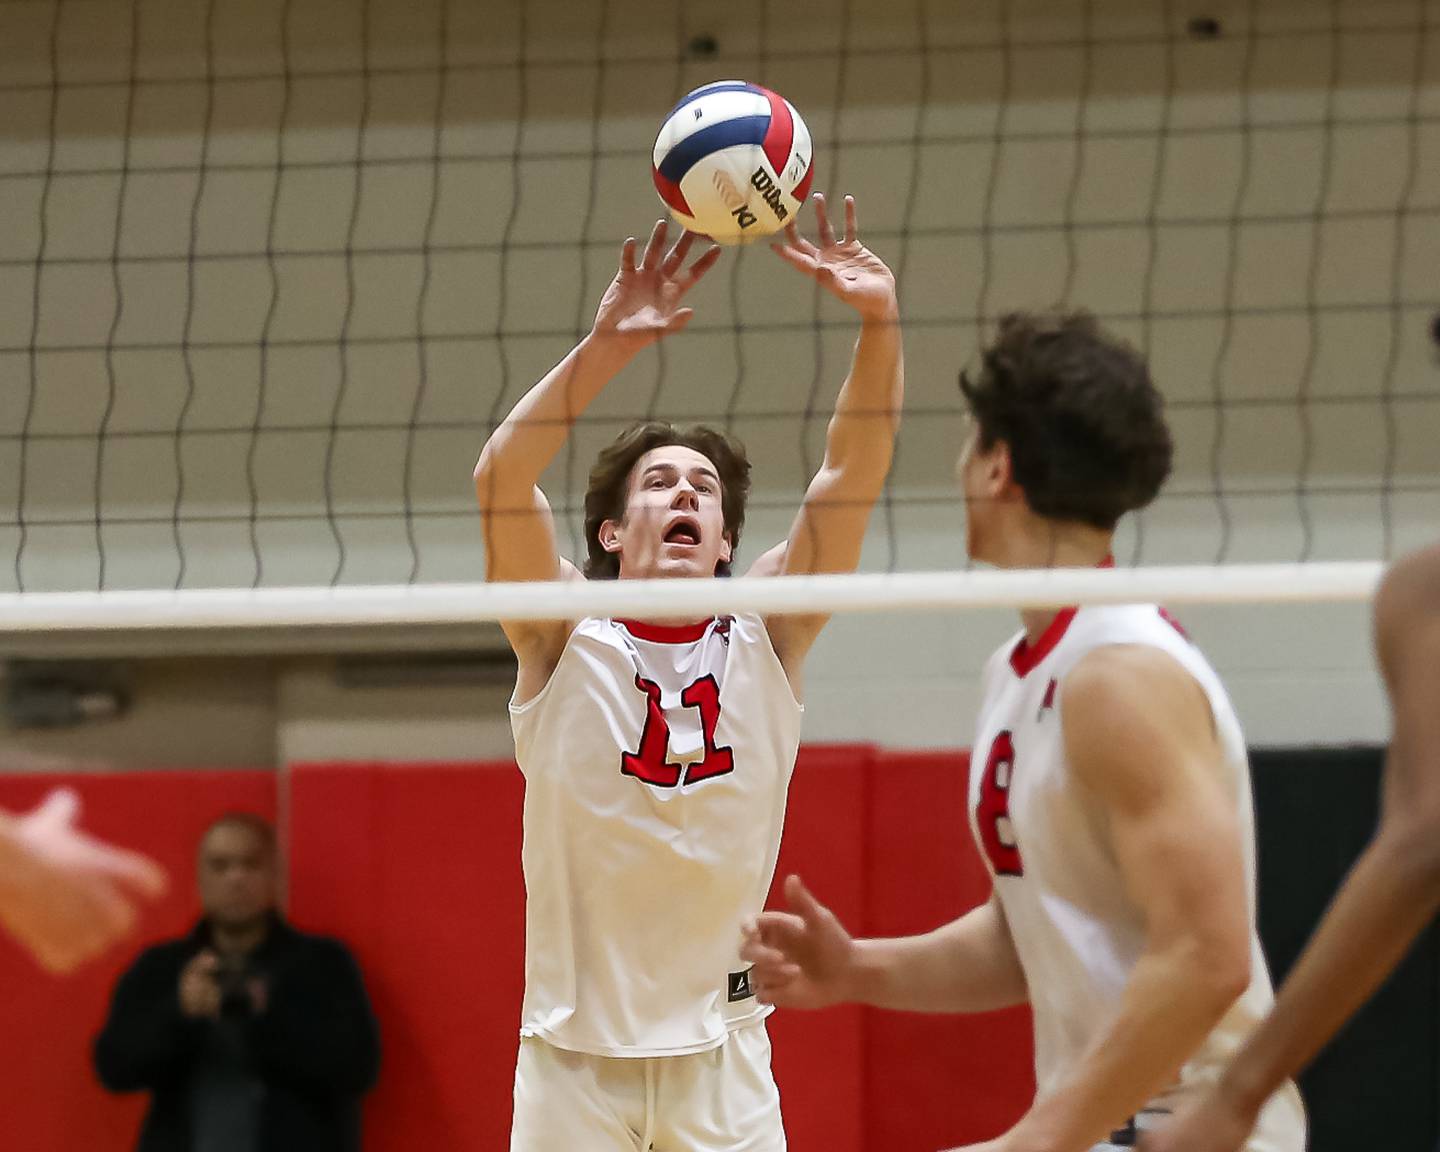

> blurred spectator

[{"left": 94, "top": 813, "right": 379, "bottom": 1152}]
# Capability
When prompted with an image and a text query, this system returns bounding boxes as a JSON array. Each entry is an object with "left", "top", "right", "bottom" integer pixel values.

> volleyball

[{"left": 651, "top": 80, "right": 815, "bottom": 245}]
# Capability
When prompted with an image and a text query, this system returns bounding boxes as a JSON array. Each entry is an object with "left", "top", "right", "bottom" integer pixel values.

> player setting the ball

[{"left": 475, "top": 189, "right": 901, "bottom": 1151}]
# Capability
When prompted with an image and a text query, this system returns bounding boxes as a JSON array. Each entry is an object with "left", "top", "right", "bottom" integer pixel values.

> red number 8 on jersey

[{"left": 976, "top": 730, "right": 1024, "bottom": 877}]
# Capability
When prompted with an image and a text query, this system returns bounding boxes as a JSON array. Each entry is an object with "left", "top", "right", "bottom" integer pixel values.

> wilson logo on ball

[
  {"left": 652, "top": 80, "right": 815, "bottom": 245},
  {"left": 749, "top": 167, "right": 789, "bottom": 222}
]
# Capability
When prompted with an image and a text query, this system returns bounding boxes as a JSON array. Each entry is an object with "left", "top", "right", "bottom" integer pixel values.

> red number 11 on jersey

[
  {"left": 621, "top": 674, "right": 735, "bottom": 788},
  {"left": 976, "top": 730, "right": 1024, "bottom": 877}
]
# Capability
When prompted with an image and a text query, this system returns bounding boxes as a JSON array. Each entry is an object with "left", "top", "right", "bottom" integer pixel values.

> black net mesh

[{"left": 1, "top": 0, "right": 1437, "bottom": 595}]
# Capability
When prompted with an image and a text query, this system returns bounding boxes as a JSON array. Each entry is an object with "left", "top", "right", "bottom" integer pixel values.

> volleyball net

[{"left": 1, "top": 0, "right": 1437, "bottom": 654}]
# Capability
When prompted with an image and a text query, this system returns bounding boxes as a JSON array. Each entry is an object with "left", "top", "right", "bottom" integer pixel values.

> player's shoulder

[
  {"left": 1060, "top": 642, "right": 1220, "bottom": 777},
  {"left": 1377, "top": 542, "right": 1440, "bottom": 625},
  {"left": 1060, "top": 644, "right": 1217, "bottom": 782},
  {"left": 725, "top": 611, "right": 767, "bottom": 639},
  {"left": 573, "top": 616, "right": 613, "bottom": 640},
  {"left": 1063, "top": 641, "right": 1195, "bottom": 701},
  {"left": 1069, "top": 602, "right": 1191, "bottom": 645}
]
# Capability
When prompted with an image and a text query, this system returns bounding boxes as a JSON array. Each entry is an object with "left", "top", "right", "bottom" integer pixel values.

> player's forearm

[
  {"left": 1217, "top": 820, "right": 1440, "bottom": 1117},
  {"left": 821, "top": 307, "right": 903, "bottom": 486},
  {"left": 847, "top": 899, "right": 1028, "bottom": 1014},
  {"left": 1010, "top": 941, "right": 1247, "bottom": 1152},
  {"left": 474, "top": 333, "right": 636, "bottom": 501}
]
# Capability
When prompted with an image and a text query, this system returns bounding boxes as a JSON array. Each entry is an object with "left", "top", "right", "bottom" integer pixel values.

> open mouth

[{"left": 663, "top": 519, "right": 701, "bottom": 547}]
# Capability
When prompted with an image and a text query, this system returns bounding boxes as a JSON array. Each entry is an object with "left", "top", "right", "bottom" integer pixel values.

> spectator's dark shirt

[
  {"left": 94, "top": 915, "right": 379, "bottom": 1152},
  {"left": 189, "top": 956, "right": 265, "bottom": 1152}
]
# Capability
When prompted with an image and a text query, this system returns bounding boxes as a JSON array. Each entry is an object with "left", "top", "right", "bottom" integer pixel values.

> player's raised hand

[
  {"left": 771, "top": 193, "right": 897, "bottom": 321},
  {"left": 592, "top": 220, "right": 722, "bottom": 351},
  {"left": 0, "top": 788, "right": 167, "bottom": 974},
  {"left": 740, "top": 873, "right": 857, "bottom": 1010}
]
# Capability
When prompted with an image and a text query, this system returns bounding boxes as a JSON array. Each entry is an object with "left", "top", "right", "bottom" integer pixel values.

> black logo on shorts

[{"left": 727, "top": 968, "right": 754, "bottom": 1002}]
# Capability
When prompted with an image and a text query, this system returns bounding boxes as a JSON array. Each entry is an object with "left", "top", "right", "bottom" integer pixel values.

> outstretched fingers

[
  {"left": 660, "top": 230, "right": 696, "bottom": 277},
  {"left": 813, "top": 192, "right": 836, "bottom": 247},
  {"left": 771, "top": 242, "right": 818, "bottom": 278},
  {"left": 675, "top": 243, "right": 722, "bottom": 295},
  {"left": 771, "top": 221, "right": 822, "bottom": 278},
  {"left": 784, "top": 873, "right": 831, "bottom": 928},
  {"left": 640, "top": 219, "right": 669, "bottom": 270},
  {"left": 780, "top": 219, "right": 820, "bottom": 259},
  {"left": 843, "top": 194, "right": 857, "bottom": 244},
  {"left": 84, "top": 838, "right": 169, "bottom": 899}
]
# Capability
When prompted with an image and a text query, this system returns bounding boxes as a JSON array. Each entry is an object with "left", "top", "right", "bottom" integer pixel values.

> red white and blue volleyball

[{"left": 652, "top": 81, "right": 815, "bottom": 244}]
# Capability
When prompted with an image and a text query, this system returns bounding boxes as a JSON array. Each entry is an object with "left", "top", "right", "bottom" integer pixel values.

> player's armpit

[
  {"left": 762, "top": 458, "right": 887, "bottom": 670},
  {"left": 502, "top": 550, "right": 584, "bottom": 707},
  {"left": 475, "top": 480, "right": 574, "bottom": 667},
  {"left": 744, "top": 541, "right": 788, "bottom": 579},
  {"left": 1062, "top": 646, "right": 1250, "bottom": 997}
]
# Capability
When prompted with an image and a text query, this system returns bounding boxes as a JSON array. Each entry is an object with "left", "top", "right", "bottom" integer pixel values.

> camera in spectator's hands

[{"left": 215, "top": 960, "right": 256, "bottom": 1018}]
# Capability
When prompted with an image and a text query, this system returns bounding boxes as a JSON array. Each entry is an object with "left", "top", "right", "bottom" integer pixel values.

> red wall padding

[
  {"left": 864, "top": 751, "right": 1034, "bottom": 1148},
  {"left": 762, "top": 747, "right": 871, "bottom": 1152},
  {"left": 0, "top": 751, "right": 1033, "bottom": 1149},
  {"left": 0, "top": 771, "right": 277, "bottom": 1152},
  {"left": 286, "top": 762, "right": 528, "bottom": 1152}
]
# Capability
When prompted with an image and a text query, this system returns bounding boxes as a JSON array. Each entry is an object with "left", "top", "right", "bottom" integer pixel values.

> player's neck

[{"left": 1005, "top": 518, "right": 1115, "bottom": 643}]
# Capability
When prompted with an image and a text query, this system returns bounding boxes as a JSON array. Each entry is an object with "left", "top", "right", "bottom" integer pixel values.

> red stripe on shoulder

[{"left": 1158, "top": 607, "right": 1190, "bottom": 641}]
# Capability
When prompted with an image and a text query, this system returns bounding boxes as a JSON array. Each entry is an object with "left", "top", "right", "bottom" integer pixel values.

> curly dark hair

[
  {"left": 960, "top": 310, "right": 1173, "bottom": 530},
  {"left": 583, "top": 422, "right": 752, "bottom": 579}
]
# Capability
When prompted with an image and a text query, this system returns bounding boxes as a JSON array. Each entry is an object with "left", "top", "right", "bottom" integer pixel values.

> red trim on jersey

[
  {"left": 1158, "top": 606, "right": 1191, "bottom": 640},
  {"left": 617, "top": 618, "right": 712, "bottom": 644},
  {"left": 759, "top": 87, "right": 794, "bottom": 176},
  {"left": 1007, "top": 555, "right": 1115, "bottom": 678},
  {"left": 1010, "top": 607, "right": 1078, "bottom": 678}
]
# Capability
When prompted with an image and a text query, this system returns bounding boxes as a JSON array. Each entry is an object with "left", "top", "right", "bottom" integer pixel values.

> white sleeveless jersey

[
  {"left": 510, "top": 613, "right": 803, "bottom": 1058},
  {"left": 968, "top": 604, "right": 1306, "bottom": 1149}
]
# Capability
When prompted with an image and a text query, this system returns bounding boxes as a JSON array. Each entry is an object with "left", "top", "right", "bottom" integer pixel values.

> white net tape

[{"left": 0, "top": 561, "right": 1383, "bottom": 640}]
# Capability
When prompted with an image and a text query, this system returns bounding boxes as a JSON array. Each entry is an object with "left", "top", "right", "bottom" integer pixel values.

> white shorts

[{"left": 510, "top": 1023, "right": 785, "bottom": 1152}]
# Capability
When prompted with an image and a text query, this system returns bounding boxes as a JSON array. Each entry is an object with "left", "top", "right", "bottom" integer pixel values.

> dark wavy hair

[
  {"left": 583, "top": 421, "right": 752, "bottom": 579},
  {"left": 960, "top": 309, "right": 1173, "bottom": 530}
]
